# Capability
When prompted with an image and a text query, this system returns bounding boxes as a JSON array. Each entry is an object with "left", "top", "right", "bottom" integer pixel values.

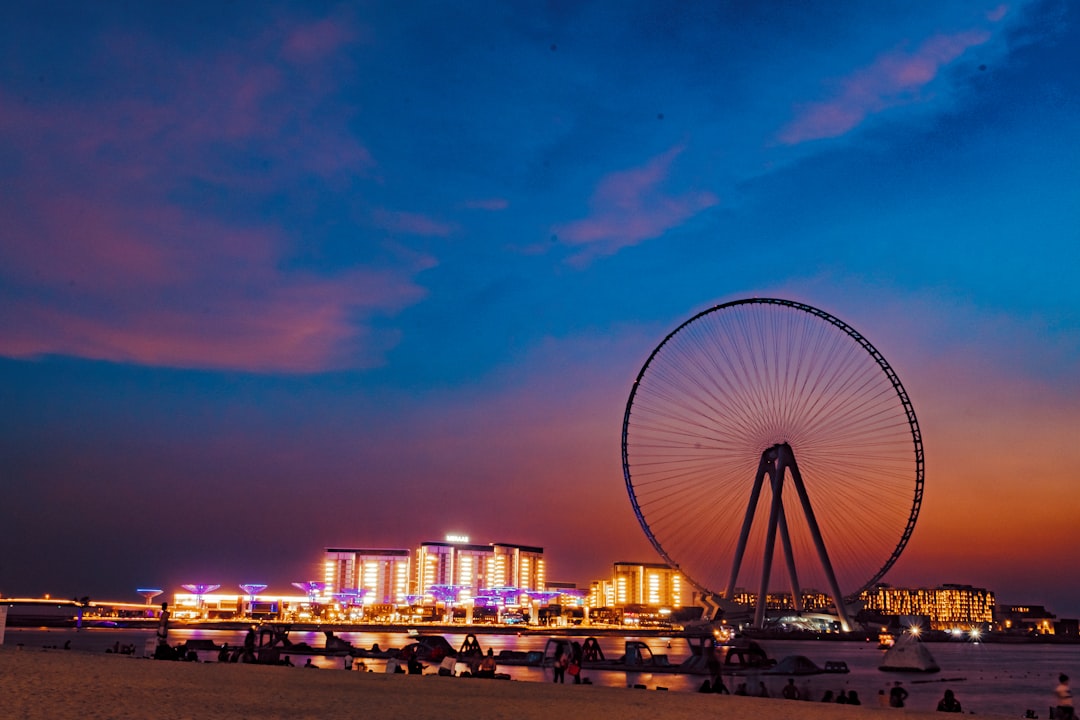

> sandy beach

[{"left": 0, "top": 646, "right": 951, "bottom": 720}]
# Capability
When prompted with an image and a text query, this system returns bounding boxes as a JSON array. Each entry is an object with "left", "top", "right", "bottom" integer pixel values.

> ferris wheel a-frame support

[{"left": 723, "top": 443, "right": 853, "bottom": 632}]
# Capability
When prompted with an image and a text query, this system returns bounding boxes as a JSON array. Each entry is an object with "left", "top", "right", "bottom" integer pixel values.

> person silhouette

[{"left": 937, "top": 688, "right": 962, "bottom": 712}]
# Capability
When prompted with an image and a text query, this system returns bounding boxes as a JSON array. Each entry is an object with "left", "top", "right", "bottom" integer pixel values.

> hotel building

[
  {"left": 323, "top": 548, "right": 412, "bottom": 605},
  {"left": 859, "top": 583, "right": 995, "bottom": 630},
  {"left": 415, "top": 540, "right": 545, "bottom": 601},
  {"left": 589, "top": 562, "right": 683, "bottom": 609}
]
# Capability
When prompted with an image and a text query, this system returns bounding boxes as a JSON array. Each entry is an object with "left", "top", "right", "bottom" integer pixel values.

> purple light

[
  {"left": 181, "top": 584, "right": 221, "bottom": 595},
  {"left": 427, "top": 584, "right": 463, "bottom": 603},
  {"left": 479, "top": 586, "right": 522, "bottom": 605},
  {"left": 291, "top": 581, "right": 326, "bottom": 601},
  {"left": 525, "top": 590, "right": 562, "bottom": 603},
  {"left": 239, "top": 583, "right": 268, "bottom": 597},
  {"left": 333, "top": 588, "right": 369, "bottom": 604}
]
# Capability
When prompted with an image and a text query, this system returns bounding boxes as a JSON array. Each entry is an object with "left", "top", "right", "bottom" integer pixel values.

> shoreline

[{"left": 0, "top": 645, "right": 947, "bottom": 720}]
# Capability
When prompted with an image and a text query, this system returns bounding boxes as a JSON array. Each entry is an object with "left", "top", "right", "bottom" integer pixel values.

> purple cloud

[
  {"left": 0, "top": 16, "right": 425, "bottom": 373},
  {"left": 778, "top": 28, "right": 993, "bottom": 145},
  {"left": 553, "top": 146, "right": 719, "bottom": 264}
]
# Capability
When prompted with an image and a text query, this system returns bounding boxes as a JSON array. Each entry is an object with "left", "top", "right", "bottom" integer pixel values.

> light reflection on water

[{"left": 8, "top": 627, "right": 1079, "bottom": 717}]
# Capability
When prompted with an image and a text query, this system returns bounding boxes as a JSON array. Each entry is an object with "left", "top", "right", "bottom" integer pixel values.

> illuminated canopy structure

[
  {"left": 181, "top": 584, "right": 220, "bottom": 608},
  {"left": 622, "top": 298, "right": 924, "bottom": 631},
  {"left": 291, "top": 581, "right": 326, "bottom": 602},
  {"left": 137, "top": 588, "right": 163, "bottom": 605}
]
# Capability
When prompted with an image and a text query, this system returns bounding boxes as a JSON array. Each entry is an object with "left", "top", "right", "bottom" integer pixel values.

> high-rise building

[
  {"left": 415, "top": 539, "right": 545, "bottom": 603},
  {"left": 592, "top": 562, "right": 683, "bottom": 609},
  {"left": 323, "top": 548, "right": 411, "bottom": 605}
]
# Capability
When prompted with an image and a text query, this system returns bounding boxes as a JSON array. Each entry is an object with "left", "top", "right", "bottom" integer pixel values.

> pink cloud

[
  {"left": 282, "top": 18, "right": 357, "bottom": 65},
  {"left": 778, "top": 28, "right": 992, "bottom": 145},
  {"left": 0, "top": 185, "right": 429, "bottom": 372},
  {"left": 373, "top": 209, "right": 457, "bottom": 237},
  {"left": 552, "top": 146, "right": 719, "bottom": 264},
  {"left": 0, "top": 14, "right": 426, "bottom": 374}
]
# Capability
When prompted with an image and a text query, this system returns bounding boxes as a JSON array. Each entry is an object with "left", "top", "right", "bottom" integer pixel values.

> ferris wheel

[{"left": 621, "top": 298, "right": 924, "bottom": 629}]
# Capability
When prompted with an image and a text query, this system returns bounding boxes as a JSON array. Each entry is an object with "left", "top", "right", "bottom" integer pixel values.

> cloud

[
  {"left": 282, "top": 17, "right": 359, "bottom": 65},
  {"left": 373, "top": 209, "right": 457, "bottom": 237},
  {"left": 0, "top": 191, "right": 429, "bottom": 372},
  {"left": 777, "top": 28, "right": 993, "bottom": 145},
  {"left": 0, "top": 15, "right": 425, "bottom": 374},
  {"left": 552, "top": 146, "right": 719, "bottom": 265}
]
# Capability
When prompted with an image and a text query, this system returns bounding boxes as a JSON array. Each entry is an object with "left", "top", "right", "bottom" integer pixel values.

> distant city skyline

[{"left": 1, "top": 2, "right": 1078, "bottom": 618}]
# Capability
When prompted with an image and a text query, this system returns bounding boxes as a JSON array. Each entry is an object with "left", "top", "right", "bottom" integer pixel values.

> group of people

[{"left": 819, "top": 688, "right": 863, "bottom": 704}]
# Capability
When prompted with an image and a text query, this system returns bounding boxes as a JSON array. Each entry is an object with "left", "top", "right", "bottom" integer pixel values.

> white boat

[{"left": 879, "top": 633, "right": 940, "bottom": 673}]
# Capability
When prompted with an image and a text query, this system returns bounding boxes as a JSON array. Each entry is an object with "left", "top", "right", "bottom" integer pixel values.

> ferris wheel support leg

[
  {"left": 780, "top": 443, "right": 853, "bottom": 632},
  {"left": 754, "top": 459, "right": 784, "bottom": 628},
  {"left": 725, "top": 452, "right": 771, "bottom": 600},
  {"left": 776, "top": 507, "right": 804, "bottom": 612}
]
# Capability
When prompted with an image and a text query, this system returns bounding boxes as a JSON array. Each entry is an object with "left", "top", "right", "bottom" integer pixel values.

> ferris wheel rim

[{"left": 620, "top": 297, "right": 924, "bottom": 601}]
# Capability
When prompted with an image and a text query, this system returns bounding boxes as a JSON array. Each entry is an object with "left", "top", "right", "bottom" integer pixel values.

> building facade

[
  {"left": 860, "top": 583, "right": 995, "bottom": 630},
  {"left": 589, "top": 562, "right": 683, "bottom": 609},
  {"left": 323, "top": 548, "right": 412, "bottom": 605},
  {"left": 415, "top": 540, "right": 546, "bottom": 603}
]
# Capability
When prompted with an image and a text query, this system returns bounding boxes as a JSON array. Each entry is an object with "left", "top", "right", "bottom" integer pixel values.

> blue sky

[{"left": 1, "top": 1, "right": 1078, "bottom": 616}]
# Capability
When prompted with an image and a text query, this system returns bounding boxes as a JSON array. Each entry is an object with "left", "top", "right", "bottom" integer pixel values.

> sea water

[{"left": 7, "top": 627, "right": 1077, "bottom": 717}]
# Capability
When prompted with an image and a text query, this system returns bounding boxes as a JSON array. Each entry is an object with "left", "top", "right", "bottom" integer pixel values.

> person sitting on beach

[
  {"left": 937, "top": 689, "right": 962, "bottom": 712},
  {"left": 407, "top": 655, "right": 424, "bottom": 675},
  {"left": 218, "top": 643, "right": 230, "bottom": 663},
  {"left": 477, "top": 649, "right": 497, "bottom": 678},
  {"left": 848, "top": 691, "right": 861, "bottom": 706},
  {"left": 757, "top": 682, "right": 769, "bottom": 698},
  {"left": 890, "top": 681, "right": 909, "bottom": 708},
  {"left": 734, "top": 682, "right": 748, "bottom": 696},
  {"left": 303, "top": 658, "right": 317, "bottom": 669},
  {"left": 821, "top": 690, "right": 835, "bottom": 702},
  {"left": 1057, "top": 674, "right": 1075, "bottom": 720},
  {"left": 782, "top": 678, "right": 800, "bottom": 700},
  {"left": 283, "top": 656, "right": 294, "bottom": 667},
  {"left": 836, "top": 690, "right": 849, "bottom": 704}
]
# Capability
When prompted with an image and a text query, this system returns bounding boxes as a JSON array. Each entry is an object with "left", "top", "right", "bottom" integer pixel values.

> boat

[
  {"left": 879, "top": 633, "right": 940, "bottom": 673},
  {"left": 763, "top": 654, "right": 823, "bottom": 675}
]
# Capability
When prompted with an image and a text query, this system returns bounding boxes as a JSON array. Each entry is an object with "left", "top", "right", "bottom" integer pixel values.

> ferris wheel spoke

[{"left": 623, "top": 299, "right": 923, "bottom": 625}]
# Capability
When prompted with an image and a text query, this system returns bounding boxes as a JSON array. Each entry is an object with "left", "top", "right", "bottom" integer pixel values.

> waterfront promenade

[{"left": 0, "top": 645, "right": 948, "bottom": 720}]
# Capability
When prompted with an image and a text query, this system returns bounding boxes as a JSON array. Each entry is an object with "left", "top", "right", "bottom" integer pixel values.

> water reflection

[{"left": 6, "top": 627, "right": 1078, "bottom": 716}]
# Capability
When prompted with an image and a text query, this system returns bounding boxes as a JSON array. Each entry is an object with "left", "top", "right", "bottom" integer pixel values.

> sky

[{"left": 1, "top": 1, "right": 1078, "bottom": 618}]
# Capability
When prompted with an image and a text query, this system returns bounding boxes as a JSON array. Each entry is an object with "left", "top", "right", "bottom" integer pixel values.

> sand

[{"left": 0, "top": 646, "right": 946, "bottom": 720}]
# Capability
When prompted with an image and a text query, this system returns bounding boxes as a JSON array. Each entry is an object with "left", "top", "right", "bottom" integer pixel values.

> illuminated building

[
  {"left": 859, "top": 583, "right": 995, "bottom": 630},
  {"left": 589, "top": 579, "right": 616, "bottom": 609},
  {"left": 997, "top": 604, "right": 1058, "bottom": 635},
  {"left": 492, "top": 543, "right": 545, "bottom": 591},
  {"left": 415, "top": 538, "right": 545, "bottom": 602},
  {"left": 171, "top": 590, "right": 308, "bottom": 619},
  {"left": 589, "top": 562, "right": 682, "bottom": 609},
  {"left": 728, "top": 589, "right": 834, "bottom": 611},
  {"left": 323, "top": 548, "right": 411, "bottom": 605}
]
